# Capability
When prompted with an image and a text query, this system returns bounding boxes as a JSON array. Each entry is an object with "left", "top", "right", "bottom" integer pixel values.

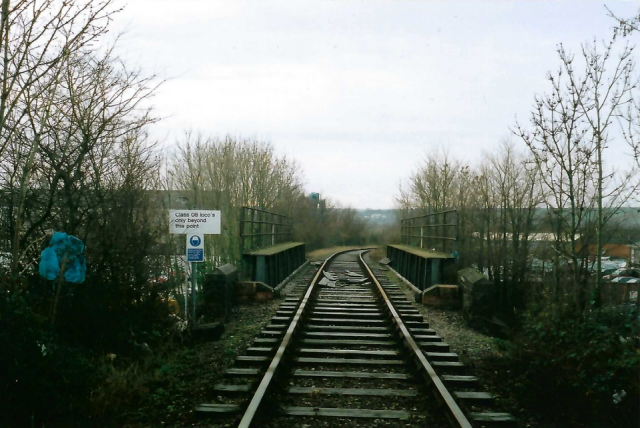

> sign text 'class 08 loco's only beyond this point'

[{"left": 169, "top": 210, "right": 221, "bottom": 234}]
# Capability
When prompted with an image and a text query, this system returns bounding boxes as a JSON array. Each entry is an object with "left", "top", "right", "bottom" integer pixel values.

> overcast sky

[{"left": 111, "top": 1, "right": 639, "bottom": 209}]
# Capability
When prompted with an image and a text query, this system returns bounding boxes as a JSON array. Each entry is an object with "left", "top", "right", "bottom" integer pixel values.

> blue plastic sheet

[
  {"left": 39, "top": 247, "right": 59, "bottom": 280},
  {"left": 38, "top": 232, "right": 86, "bottom": 284}
]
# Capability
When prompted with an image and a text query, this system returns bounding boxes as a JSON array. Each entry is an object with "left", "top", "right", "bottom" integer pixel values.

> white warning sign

[{"left": 169, "top": 210, "right": 221, "bottom": 234}]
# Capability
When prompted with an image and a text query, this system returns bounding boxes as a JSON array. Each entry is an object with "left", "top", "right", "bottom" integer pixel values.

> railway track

[{"left": 197, "top": 249, "right": 515, "bottom": 427}]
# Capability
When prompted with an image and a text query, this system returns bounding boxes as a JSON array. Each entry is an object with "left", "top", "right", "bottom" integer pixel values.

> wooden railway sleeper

[{"left": 363, "top": 252, "right": 517, "bottom": 427}]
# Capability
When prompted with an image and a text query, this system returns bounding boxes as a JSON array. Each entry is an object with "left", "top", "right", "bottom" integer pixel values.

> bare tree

[
  {"left": 564, "top": 41, "right": 638, "bottom": 293},
  {"left": 172, "top": 134, "right": 304, "bottom": 265},
  {"left": 0, "top": 0, "right": 118, "bottom": 158},
  {"left": 396, "top": 142, "right": 540, "bottom": 309},
  {"left": 406, "top": 148, "right": 461, "bottom": 213},
  {"left": 1, "top": 36, "right": 160, "bottom": 275},
  {"left": 516, "top": 40, "right": 639, "bottom": 307},
  {"left": 607, "top": 5, "right": 640, "bottom": 40}
]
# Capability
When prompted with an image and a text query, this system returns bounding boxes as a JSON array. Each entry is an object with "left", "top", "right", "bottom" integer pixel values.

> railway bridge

[{"left": 192, "top": 207, "right": 515, "bottom": 428}]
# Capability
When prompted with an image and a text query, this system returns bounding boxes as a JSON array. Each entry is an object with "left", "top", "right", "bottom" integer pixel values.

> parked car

[
  {"left": 604, "top": 268, "right": 640, "bottom": 281},
  {"left": 614, "top": 260, "right": 629, "bottom": 269},
  {"left": 530, "top": 258, "right": 553, "bottom": 273},
  {"left": 611, "top": 277, "right": 640, "bottom": 284},
  {"left": 589, "top": 260, "right": 622, "bottom": 273}
]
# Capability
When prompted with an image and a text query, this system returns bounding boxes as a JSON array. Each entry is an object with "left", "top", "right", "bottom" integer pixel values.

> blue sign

[
  {"left": 188, "top": 248, "right": 204, "bottom": 262},
  {"left": 186, "top": 233, "right": 204, "bottom": 262}
]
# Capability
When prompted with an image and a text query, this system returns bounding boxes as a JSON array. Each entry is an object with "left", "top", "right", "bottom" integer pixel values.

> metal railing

[
  {"left": 401, "top": 209, "right": 458, "bottom": 254},
  {"left": 240, "top": 206, "right": 293, "bottom": 253}
]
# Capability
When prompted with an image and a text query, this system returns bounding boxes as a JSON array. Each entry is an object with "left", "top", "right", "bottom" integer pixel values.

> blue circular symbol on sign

[{"left": 189, "top": 235, "right": 201, "bottom": 246}]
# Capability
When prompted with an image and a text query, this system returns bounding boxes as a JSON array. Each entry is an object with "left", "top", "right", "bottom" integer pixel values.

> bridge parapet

[
  {"left": 243, "top": 241, "right": 306, "bottom": 287},
  {"left": 240, "top": 207, "right": 306, "bottom": 287},
  {"left": 388, "top": 209, "right": 460, "bottom": 295},
  {"left": 387, "top": 244, "right": 457, "bottom": 291}
]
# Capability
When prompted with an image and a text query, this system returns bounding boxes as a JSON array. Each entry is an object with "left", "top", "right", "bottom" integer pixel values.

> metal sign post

[
  {"left": 187, "top": 233, "right": 204, "bottom": 323},
  {"left": 184, "top": 261, "right": 189, "bottom": 323},
  {"left": 191, "top": 260, "right": 197, "bottom": 324}
]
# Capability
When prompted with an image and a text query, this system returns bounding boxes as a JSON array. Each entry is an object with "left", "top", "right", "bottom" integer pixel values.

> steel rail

[
  {"left": 240, "top": 232, "right": 293, "bottom": 237},
  {"left": 403, "top": 223, "right": 458, "bottom": 228},
  {"left": 241, "top": 206, "right": 292, "bottom": 218},
  {"left": 358, "top": 251, "right": 473, "bottom": 428},
  {"left": 241, "top": 220, "right": 293, "bottom": 225},
  {"left": 402, "top": 234, "right": 457, "bottom": 240},
  {"left": 402, "top": 208, "right": 458, "bottom": 221},
  {"left": 236, "top": 251, "right": 339, "bottom": 428}
]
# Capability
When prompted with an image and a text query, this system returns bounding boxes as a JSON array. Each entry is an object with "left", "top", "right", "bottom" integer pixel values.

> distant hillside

[
  {"left": 530, "top": 207, "right": 640, "bottom": 229},
  {"left": 357, "top": 209, "right": 399, "bottom": 226},
  {"left": 355, "top": 207, "right": 640, "bottom": 238}
]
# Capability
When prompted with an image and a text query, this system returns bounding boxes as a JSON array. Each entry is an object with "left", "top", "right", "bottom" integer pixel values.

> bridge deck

[
  {"left": 245, "top": 242, "right": 304, "bottom": 256},
  {"left": 243, "top": 242, "right": 306, "bottom": 288},
  {"left": 387, "top": 244, "right": 452, "bottom": 259}
]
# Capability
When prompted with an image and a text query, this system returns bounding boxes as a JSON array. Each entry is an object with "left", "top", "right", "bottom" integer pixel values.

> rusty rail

[
  {"left": 358, "top": 251, "right": 473, "bottom": 428},
  {"left": 236, "top": 248, "right": 473, "bottom": 428},
  {"left": 236, "top": 250, "right": 340, "bottom": 428}
]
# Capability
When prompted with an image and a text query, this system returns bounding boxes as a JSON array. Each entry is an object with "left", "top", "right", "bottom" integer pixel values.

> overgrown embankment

[
  {"left": 484, "top": 305, "right": 640, "bottom": 428},
  {"left": 383, "top": 263, "right": 640, "bottom": 428}
]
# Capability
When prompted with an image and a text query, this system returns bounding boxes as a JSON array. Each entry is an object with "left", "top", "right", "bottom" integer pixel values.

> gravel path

[
  {"left": 366, "top": 258, "right": 499, "bottom": 367},
  {"left": 369, "top": 259, "right": 535, "bottom": 427}
]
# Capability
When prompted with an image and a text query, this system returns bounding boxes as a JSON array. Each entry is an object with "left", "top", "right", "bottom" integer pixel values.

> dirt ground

[
  {"left": 120, "top": 300, "right": 280, "bottom": 427},
  {"left": 123, "top": 265, "right": 315, "bottom": 428}
]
